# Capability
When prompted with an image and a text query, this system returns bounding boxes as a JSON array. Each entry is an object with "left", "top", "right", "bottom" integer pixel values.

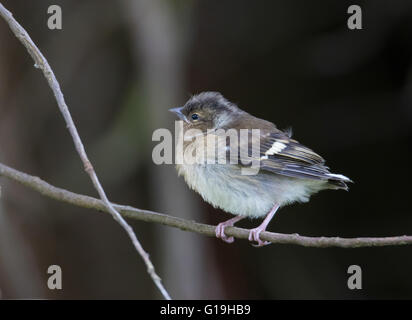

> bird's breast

[
  {"left": 176, "top": 162, "right": 277, "bottom": 218},
  {"left": 176, "top": 139, "right": 328, "bottom": 218}
]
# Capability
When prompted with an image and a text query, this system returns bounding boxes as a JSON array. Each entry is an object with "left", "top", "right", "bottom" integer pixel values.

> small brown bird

[{"left": 170, "top": 92, "right": 351, "bottom": 246}]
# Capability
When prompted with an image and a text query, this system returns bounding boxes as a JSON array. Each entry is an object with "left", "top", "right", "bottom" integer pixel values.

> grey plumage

[{"left": 170, "top": 92, "right": 352, "bottom": 244}]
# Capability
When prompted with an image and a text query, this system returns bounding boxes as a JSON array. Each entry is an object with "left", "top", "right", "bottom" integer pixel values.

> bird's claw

[
  {"left": 248, "top": 228, "right": 271, "bottom": 247},
  {"left": 215, "top": 223, "right": 235, "bottom": 243}
]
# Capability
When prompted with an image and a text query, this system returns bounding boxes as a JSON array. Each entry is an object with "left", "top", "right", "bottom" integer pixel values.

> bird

[{"left": 169, "top": 92, "right": 352, "bottom": 247}]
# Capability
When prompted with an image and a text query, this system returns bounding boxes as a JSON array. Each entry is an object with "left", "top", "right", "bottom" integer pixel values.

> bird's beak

[{"left": 169, "top": 107, "right": 188, "bottom": 122}]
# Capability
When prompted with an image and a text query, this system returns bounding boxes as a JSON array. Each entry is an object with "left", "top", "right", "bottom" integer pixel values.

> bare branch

[
  {"left": 2, "top": 162, "right": 412, "bottom": 248},
  {"left": 0, "top": 3, "right": 171, "bottom": 299}
]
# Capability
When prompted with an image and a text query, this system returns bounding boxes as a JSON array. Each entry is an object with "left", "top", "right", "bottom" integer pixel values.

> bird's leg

[
  {"left": 248, "top": 203, "right": 280, "bottom": 247},
  {"left": 215, "top": 216, "right": 245, "bottom": 243}
]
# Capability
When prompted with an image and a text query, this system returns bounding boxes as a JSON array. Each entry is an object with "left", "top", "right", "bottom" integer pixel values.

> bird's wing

[{"left": 235, "top": 129, "right": 337, "bottom": 181}]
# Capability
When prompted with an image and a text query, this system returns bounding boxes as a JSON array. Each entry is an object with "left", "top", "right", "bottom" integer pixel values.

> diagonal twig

[
  {"left": 0, "top": 3, "right": 171, "bottom": 299},
  {"left": 2, "top": 161, "right": 412, "bottom": 248}
]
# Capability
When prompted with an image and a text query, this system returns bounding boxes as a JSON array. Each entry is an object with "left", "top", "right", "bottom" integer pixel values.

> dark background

[{"left": 0, "top": 0, "right": 411, "bottom": 299}]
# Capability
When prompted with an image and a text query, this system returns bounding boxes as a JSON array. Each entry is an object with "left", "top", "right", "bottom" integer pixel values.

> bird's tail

[{"left": 326, "top": 173, "right": 353, "bottom": 191}]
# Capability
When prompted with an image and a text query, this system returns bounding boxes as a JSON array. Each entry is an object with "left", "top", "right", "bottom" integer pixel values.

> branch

[
  {"left": 0, "top": 3, "right": 171, "bottom": 299},
  {"left": 2, "top": 162, "right": 412, "bottom": 248}
]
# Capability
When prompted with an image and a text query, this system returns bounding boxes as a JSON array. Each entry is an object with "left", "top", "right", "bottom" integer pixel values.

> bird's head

[{"left": 169, "top": 92, "right": 243, "bottom": 132}]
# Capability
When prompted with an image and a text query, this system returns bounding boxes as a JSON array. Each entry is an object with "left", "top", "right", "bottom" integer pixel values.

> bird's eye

[{"left": 191, "top": 113, "right": 199, "bottom": 121}]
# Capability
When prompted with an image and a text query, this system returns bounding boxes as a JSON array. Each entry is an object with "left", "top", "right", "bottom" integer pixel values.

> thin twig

[
  {"left": 2, "top": 162, "right": 412, "bottom": 248},
  {"left": 0, "top": 3, "right": 171, "bottom": 300}
]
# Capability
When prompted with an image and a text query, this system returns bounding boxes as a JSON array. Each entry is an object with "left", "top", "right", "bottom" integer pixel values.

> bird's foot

[
  {"left": 247, "top": 204, "right": 279, "bottom": 247},
  {"left": 215, "top": 216, "right": 244, "bottom": 243},
  {"left": 248, "top": 227, "right": 271, "bottom": 247},
  {"left": 215, "top": 223, "right": 234, "bottom": 243}
]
